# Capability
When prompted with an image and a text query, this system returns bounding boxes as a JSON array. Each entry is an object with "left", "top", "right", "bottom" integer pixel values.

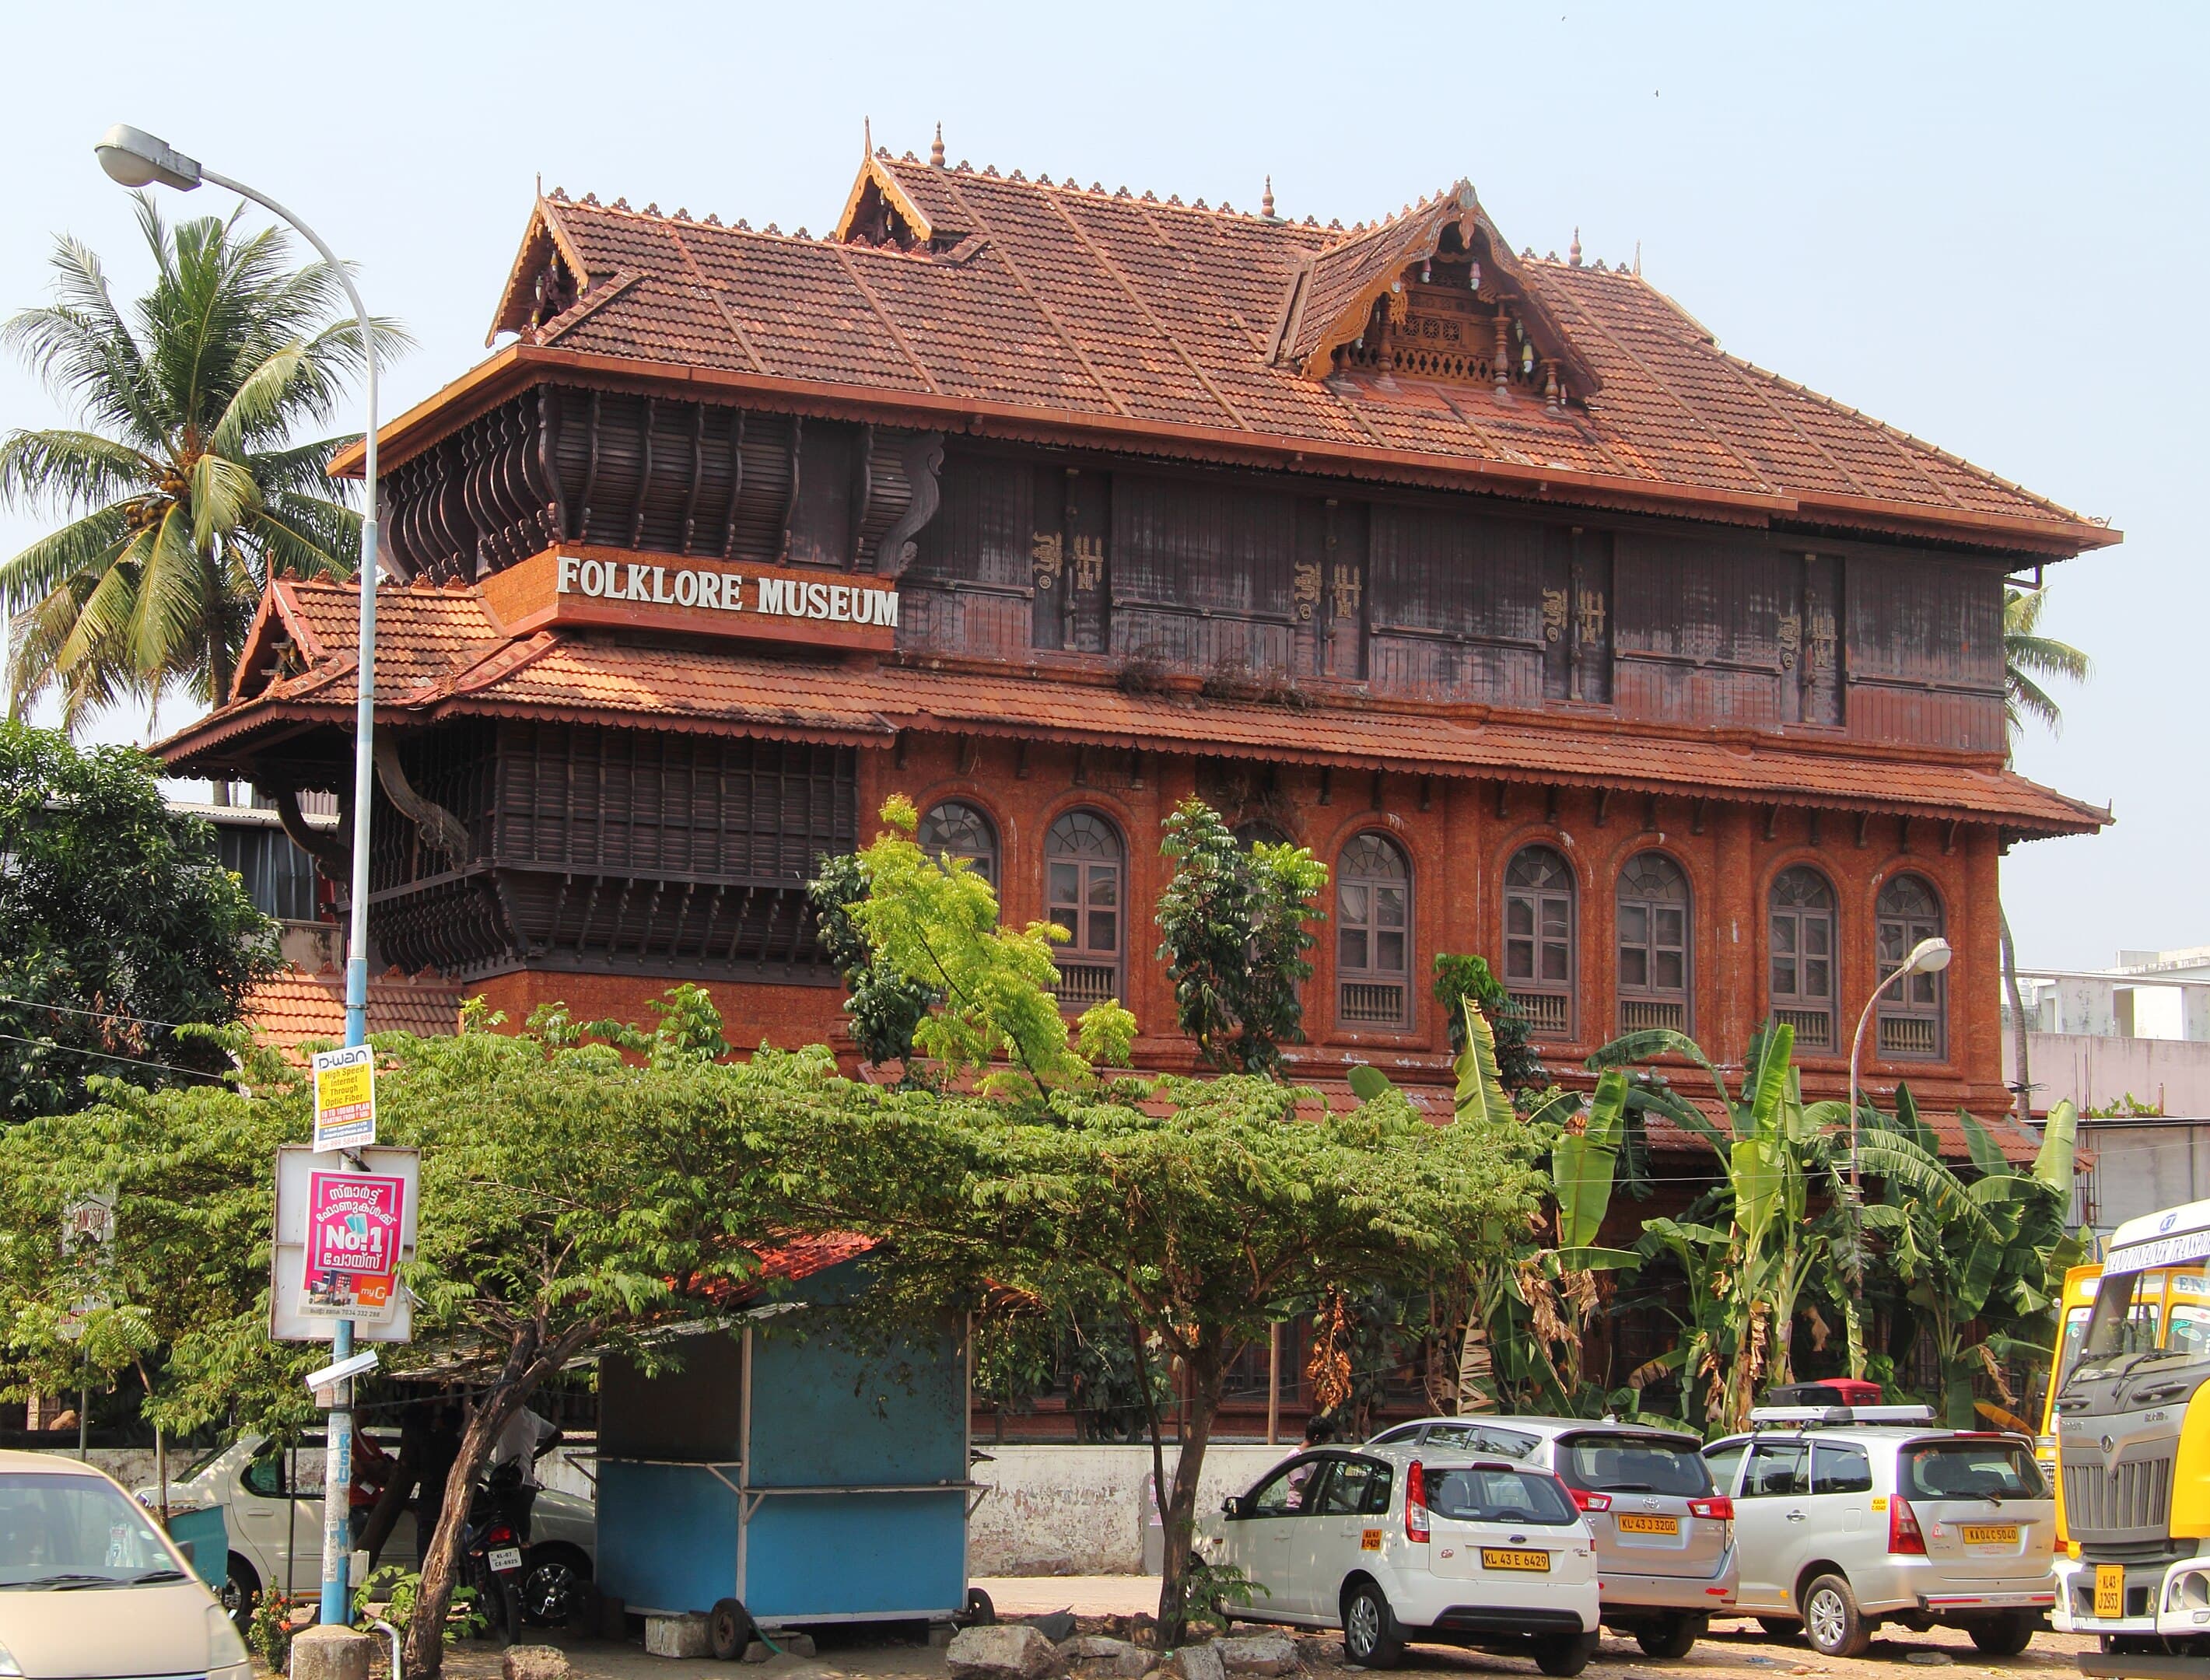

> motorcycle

[{"left": 460, "top": 1461, "right": 537, "bottom": 1645}]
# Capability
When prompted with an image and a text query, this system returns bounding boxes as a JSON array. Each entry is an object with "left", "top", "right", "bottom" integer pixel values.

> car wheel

[
  {"left": 709, "top": 1598, "right": 754, "bottom": 1661},
  {"left": 1635, "top": 1614, "right": 1705, "bottom": 1658},
  {"left": 1802, "top": 1573, "right": 1870, "bottom": 1660},
  {"left": 1755, "top": 1617, "right": 1801, "bottom": 1640},
  {"left": 220, "top": 1552, "right": 262, "bottom": 1635},
  {"left": 1969, "top": 1613, "right": 2036, "bottom": 1657},
  {"left": 1342, "top": 1581, "right": 1406, "bottom": 1669},
  {"left": 1532, "top": 1633, "right": 1599, "bottom": 1677},
  {"left": 517, "top": 1544, "right": 592, "bottom": 1626}
]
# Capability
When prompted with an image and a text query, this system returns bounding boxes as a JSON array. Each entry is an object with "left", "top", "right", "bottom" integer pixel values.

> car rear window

[
  {"left": 1419, "top": 1423, "right": 1539, "bottom": 1460},
  {"left": 1426, "top": 1467, "right": 1578, "bottom": 1526},
  {"left": 1901, "top": 1440, "right": 2044, "bottom": 1501},
  {"left": 1556, "top": 1434, "right": 1713, "bottom": 1496}
]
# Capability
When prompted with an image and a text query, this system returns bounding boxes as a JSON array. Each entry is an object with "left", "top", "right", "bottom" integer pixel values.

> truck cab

[{"left": 2049, "top": 1199, "right": 2210, "bottom": 1654}]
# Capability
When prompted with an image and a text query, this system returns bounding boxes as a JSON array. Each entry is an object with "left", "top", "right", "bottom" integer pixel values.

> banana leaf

[
  {"left": 1853, "top": 1130, "right": 1997, "bottom": 1239},
  {"left": 1553, "top": 1069, "right": 1628, "bottom": 1249},
  {"left": 1454, "top": 998, "right": 1513, "bottom": 1127},
  {"left": 1959, "top": 1108, "right": 2009, "bottom": 1177},
  {"left": 2034, "top": 1099, "right": 2080, "bottom": 1192},
  {"left": 1732, "top": 1136, "right": 1782, "bottom": 1248},
  {"left": 1552, "top": 1245, "right": 1642, "bottom": 1272},
  {"left": 1742, "top": 1021, "right": 1797, "bottom": 1132},
  {"left": 1587, "top": 1026, "right": 1736, "bottom": 1115}
]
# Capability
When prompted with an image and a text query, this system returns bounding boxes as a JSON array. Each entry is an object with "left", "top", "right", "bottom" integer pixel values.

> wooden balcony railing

[
  {"left": 1878, "top": 1014, "right": 1940, "bottom": 1059},
  {"left": 1508, "top": 990, "right": 1572, "bottom": 1038},
  {"left": 1053, "top": 961, "right": 1121, "bottom": 1009},
  {"left": 1340, "top": 981, "right": 1408, "bottom": 1027},
  {"left": 1774, "top": 1006, "right": 1833, "bottom": 1050},
  {"left": 1618, "top": 998, "right": 1686, "bottom": 1034}
]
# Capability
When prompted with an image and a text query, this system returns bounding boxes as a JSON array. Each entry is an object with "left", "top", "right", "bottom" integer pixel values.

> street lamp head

[
  {"left": 94, "top": 124, "right": 201, "bottom": 192},
  {"left": 1905, "top": 936, "right": 1953, "bottom": 976}
]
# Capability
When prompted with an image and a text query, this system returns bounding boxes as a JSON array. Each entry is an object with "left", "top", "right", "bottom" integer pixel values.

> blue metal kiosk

[{"left": 594, "top": 1251, "right": 975, "bottom": 1639}]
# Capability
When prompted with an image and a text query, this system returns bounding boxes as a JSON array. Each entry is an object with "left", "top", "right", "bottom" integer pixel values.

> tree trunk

[
  {"left": 2001, "top": 905, "right": 2031, "bottom": 1122},
  {"left": 1154, "top": 1334, "right": 1228, "bottom": 1650}
]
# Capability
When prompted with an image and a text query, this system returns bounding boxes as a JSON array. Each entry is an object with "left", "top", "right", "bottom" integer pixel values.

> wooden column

[{"left": 1714, "top": 803, "right": 1757, "bottom": 1055}]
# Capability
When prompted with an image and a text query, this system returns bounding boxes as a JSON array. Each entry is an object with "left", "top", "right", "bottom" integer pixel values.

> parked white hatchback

[
  {"left": 0, "top": 1449, "right": 251, "bottom": 1680},
  {"left": 1196, "top": 1444, "right": 1600, "bottom": 1674}
]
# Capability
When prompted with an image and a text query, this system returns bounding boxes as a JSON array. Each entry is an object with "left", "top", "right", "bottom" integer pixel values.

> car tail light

[
  {"left": 1569, "top": 1489, "right": 1613, "bottom": 1513},
  {"left": 1689, "top": 1495, "right": 1733, "bottom": 1521},
  {"left": 1889, "top": 1496, "right": 1926, "bottom": 1556},
  {"left": 1406, "top": 1459, "right": 1431, "bottom": 1543}
]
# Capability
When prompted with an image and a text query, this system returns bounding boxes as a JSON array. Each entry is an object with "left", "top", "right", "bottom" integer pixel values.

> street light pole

[
  {"left": 1843, "top": 935, "right": 1953, "bottom": 1378},
  {"left": 96, "top": 124, "right": 379, "bottom": 1629}
]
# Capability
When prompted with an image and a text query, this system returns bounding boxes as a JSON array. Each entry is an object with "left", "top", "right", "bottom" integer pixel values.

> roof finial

[
  {"left": 1570, "top": 227, "right": 1582, "bottom": 268},
  {"left": 863, "top": 116, "right": 872, "bottom": 157},
  {"left": 1262, "top": 175, "right": 1275, "bottom": 219},
  {"left": 1634, "top": 239, "right": 1642, "bottom": 277},
  {"left": 930, "top": 123, "right": 945, "bottom": 168}
]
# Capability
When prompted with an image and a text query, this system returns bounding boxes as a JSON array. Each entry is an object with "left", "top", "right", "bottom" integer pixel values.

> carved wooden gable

[{"left": 1277, "top": 182, "right": 1599, "bottom": 408}]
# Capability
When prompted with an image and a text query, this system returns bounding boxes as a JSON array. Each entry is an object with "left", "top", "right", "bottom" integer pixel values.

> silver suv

[
  {"left": 1368, "top": 1417, "right": 1737, "bottom": 1657},
  {"left": 1702, "top": 1408, "right": 2054, "bottom": 1658}
]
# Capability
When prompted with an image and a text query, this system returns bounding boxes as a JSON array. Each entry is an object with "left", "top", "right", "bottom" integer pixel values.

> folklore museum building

[{"left": 162, "top": 145, "right": 2114, "bottom": 1136}]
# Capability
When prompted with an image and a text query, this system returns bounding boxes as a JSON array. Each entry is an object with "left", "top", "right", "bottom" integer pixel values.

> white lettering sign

[{"left": 555, "top": 555, "right": 898, "bottom": 628}]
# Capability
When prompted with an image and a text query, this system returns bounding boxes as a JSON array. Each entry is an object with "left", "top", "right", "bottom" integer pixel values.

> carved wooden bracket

[
  {"left": 275, "top": 786, "right": 350, "bottom": 881},
  {"left": 373, "top": 738, "right": 473, "bottom": 865},
  {"left": 875, "top": 431, "right": 946, "bottom": 578}
]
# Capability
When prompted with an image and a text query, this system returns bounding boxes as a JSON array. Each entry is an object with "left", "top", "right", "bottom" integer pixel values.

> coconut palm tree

[
  {"left": 2000, "top": 585, "right": 2093, "bottom": 1115},
  {"left": 0, "top": 193, "right": 406, "bottom": 740}
]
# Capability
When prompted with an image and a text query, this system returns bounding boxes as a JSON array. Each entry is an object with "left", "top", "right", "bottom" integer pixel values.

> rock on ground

[
  {"left": 1163, "top": 1647, "right": 1226, "bottom": 1680},
  {"left": 1060, "top": 1636, "right": 1157, "bottom": 1678},
  {"left": 948, "top": 1624, "right": 1062, "bottom": 1680},
  {"left": 501, "top": 1648, "right": 571, "bottom": 1680},
  {"left": 1214, "top": 1636, "right": 1298, "bottom": 1676}
]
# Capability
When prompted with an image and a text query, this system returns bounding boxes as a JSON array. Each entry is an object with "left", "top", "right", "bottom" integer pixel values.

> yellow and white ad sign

[{"left": 311, "top": 1044, "right": 377, "bottom": 1152}]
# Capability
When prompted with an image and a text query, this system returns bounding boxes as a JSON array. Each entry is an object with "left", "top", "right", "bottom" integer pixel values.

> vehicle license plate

[
  {"left": 1960, "top": 1524, "right": 2018, "bottom": 1545},
  {"left": 1481, "top": 1549, "right": 1551, "bottom": 1573},
  {"left": 489, "top": 1546, "right": 524, "bottom": 1573},
  {"left": 2095, "top": 1566, "right": 2125, "bottom": 1619},
  {"left": 1616, "top": 1514, "right": 1680, "bottom": 1535}
]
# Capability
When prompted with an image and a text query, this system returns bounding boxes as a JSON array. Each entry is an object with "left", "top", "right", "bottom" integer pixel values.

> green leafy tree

[
  {"left": 1, "top": 195, "right": 407, "bottom": 726},
  {"left": 793, "top": 1069, "right": 1547, "bottom": 1647},
  {"left": 1154, "top": 797, "right": 1328, "bottom": 1076},
  {"left": 0, "top": 723, "right": 279, "bottom": 1119},
  {"left": 1999, "top": 586, "right": 2090, "bottom": 1114},
  {"left": 845, "top": 795, "right": 1134, "bottom": 1090},
  {"left": 1434, "top": 954, "right": 1545, "bottom": 1094},
  {"left": 809, "top": 850, "right": 935, "bottom": 1070}
]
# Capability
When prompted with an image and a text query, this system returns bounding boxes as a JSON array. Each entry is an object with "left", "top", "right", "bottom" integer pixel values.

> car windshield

[
  {"left": 1556, "top": 1434, "right": 1712, "bottom": 1496},
  {"left": 2076, "top": 1269, "right": 2182, "bottom": 1374},
  {"left": 0, "top": 1472, "right": 180, "bottom": 1587},
  {"left": 1900, "top": 1440, "right": 2044, "bottom": 1502},
  {"left": 1426, "top": 1467, "right": 1578, "bottom": 1526}
]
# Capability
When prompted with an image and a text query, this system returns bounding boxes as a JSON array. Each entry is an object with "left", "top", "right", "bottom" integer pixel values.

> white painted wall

[{"left": 968, "top": 1443, "right": 1297, "bottom": 1577}]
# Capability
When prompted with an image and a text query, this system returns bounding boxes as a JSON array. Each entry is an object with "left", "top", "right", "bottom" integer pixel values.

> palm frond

[
  {"left": 0, "top": 506, "right": 135, "bottom": 612},
  {"left": 187, "top": 453, "right": 263, "bottom": 553},
  {"left": 127, "top": 503, "right": 216, "bottom": 688},
  {"left": 2004, "top": 586, "right": 2091, "bottom": 743},
  {"left": 251, "top": 496, "right": 359, "bottom": 579},
  {"left": 0, "top": 429, "right": 159, "bottom": 513},
  {"left": 247, "top": 436, "right": 359, "bottom": 500}
]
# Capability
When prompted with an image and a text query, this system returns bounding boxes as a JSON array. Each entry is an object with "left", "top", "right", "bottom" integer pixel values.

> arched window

[
  {"left": 918, "top": 800, "right": 998, "bottom": 888},
  {"left": 1876, "top": 873, "right": 1946, "bottom": 1060},
  {"left": 1045, "top": 810, "right": 1123, "bottom": 1007},
  {"left": 1769, "top": 866, "right": 1837, "bottom": 1051},
  {"left": 1337, "top": 833, "right": 1412, "bottom": 1027},
  {"left": 1617, "top": 852, "right": 1691, "bottom": 1034},
  {"left": 1504, "top": 845, "right": 1576, "bottom": 1039}
]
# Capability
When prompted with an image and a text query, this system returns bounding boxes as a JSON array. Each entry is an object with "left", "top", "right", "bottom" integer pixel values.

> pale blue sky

[{"left": 1, "top": 0, "right": 2198, "bottom": 971}]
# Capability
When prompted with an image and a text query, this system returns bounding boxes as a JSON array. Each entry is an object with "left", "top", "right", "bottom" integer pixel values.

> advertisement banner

[
  {"left": 271, "top": 1146, "right": 419, "bottom": 1341},
  {"left": 311, "top": 1044, "right": 377, "bottom": 1152},
  {"left": 299, "top": 1169, "right": 406, "bottom": 1320}
]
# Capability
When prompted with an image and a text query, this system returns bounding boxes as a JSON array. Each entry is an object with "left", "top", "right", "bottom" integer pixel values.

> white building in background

[{"left": 2005, "top": 947, "right": 2210, "bottom": 1238}]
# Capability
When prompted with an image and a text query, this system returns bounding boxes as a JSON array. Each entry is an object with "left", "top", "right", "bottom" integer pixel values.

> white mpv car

[{"left": 1196, "top": 1443, "right": 1600, "bottom": 1674}]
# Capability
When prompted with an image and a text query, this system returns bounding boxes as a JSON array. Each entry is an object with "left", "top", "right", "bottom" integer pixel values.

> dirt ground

[{"left": 370, "top": 1580, "right": 2098, "bottom": 1680}]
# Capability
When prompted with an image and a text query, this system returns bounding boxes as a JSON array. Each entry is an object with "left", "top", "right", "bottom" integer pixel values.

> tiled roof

[
  {"left": 244, "top": 964, "right": 466, "bottom": 1050},
  {"left": 166, "top": 579, "right": 2108, "bottom": 838},
  {"left": 426, "top": 158, "right": 2112, "bottom": 553}
]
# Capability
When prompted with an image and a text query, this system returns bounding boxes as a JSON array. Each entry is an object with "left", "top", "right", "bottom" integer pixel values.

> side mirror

[
  {"left": 1221, "top": 1495, "right": 1245, "bottom": 1519},
  {"left": 2027, "top": 1371, "right": 2051, "bottom": 1416},
  {"left": 174, "top": 1538, "right": 195, "bottom": 1567}
]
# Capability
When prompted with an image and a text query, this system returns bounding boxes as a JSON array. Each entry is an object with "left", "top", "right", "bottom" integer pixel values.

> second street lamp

[{"left": 96, "top": 122, "right": 381, "bottom": 1629}]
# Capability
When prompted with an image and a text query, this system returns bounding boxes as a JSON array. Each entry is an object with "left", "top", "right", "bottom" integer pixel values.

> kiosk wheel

[
  {"left": 961, "top": 1587, "right": 996, "bottom": 1628},
  {"left": 710, "top": 1598, "right": 755, "bottom": 1661}
]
